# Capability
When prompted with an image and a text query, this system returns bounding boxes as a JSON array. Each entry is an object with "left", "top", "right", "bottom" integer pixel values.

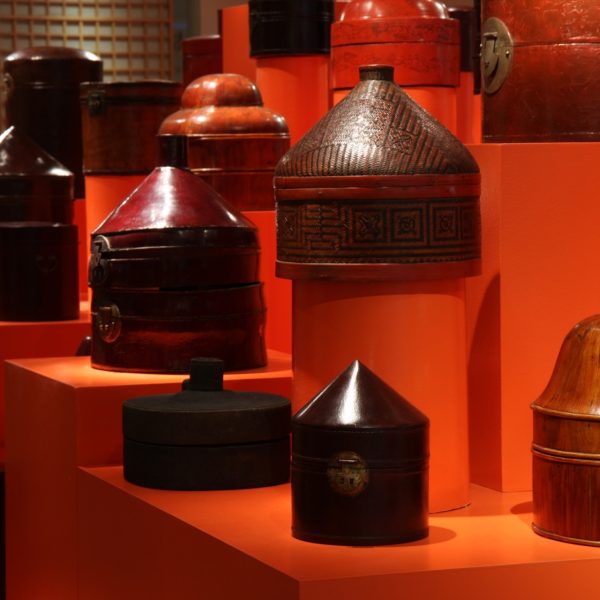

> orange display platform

[
  {"left": 0, "top": 303, "right": 90, "bottom": 446},
  {"left": 466, "top": 142, "right": 600, "bottom": 492},
  {"left": 4, "top": 352, "right": 292, "bottom": 600},
  {"left": 77, "top": 469, "right": 600, "bottom": 599}
]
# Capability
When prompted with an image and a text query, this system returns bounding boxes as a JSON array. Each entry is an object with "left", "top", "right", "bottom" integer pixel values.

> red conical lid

[
  {"left": 0, "top": 126, "right": 72, "bottom": 182},
  {"left": 94, "top": 166, "right": 255, "bottom": 236}
]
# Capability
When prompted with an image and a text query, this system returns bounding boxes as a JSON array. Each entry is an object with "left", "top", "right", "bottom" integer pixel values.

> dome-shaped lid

[
  {"left": 295, "top": 360, "right": 428, "bottom": 430},
  {"left": 181, "top": 73, "right": 262, "bottom": 108},
  {"left": 339, "top": 0, "right": 449, "bottom": 20},
  {"left": 532, "top": 315, "right": 600, "bottom": 419},
  {"left": 4, "top": 46, "right": 102, "bottom": 83},
  {"left": 159, "top": 74, "right": 289, "bottom": 136},
  {"left": 0, "top": 126, "right": 72, "bottom": 181},
  {"left": 94, "top": 165, "right": 256, "bottom": 237},
  {"left": 123, "top": 357, "right": 291, "bottom": 445},
  {"left": 276, "top": 65, "right": 478, "bottom": 177}
]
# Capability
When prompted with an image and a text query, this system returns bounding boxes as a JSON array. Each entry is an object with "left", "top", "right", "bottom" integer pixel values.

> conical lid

[
  {"left": 339, "top": 0, "right": 449, "bottom": 21},
  {"left": 293, "top": 360, "right": 428, "bottom": 462},
  {"left": 0, "top": 126, "right": 73, "bottom": 189},
  {"left": 276, "top": 65, "right": 477, "bottom": 177},
  {"left": 296, "top": 360, "right": 428, "bottom": 429},
  {"left": 532, "top": 315, "right": 600, "bottom": 419},
  {"left": 93, "top": 166, "right": 256, "bottom": 245}
]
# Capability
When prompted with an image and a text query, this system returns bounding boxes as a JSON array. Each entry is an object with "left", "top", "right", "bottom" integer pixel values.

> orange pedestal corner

[
  {"left": 221, "top": 4, "right": 256, "bottom": 82},
  {"left": 466, "top": 142, "right": 600, "bottom": 492},
  {"left": 0, "top": 305, "right": 90, "bottom": 446},
  {"left": 4, "top": 352, "right": 291, "bottom": 600},
  {"left": 78, "top": 469, "right": 600, "bottom": 599}
]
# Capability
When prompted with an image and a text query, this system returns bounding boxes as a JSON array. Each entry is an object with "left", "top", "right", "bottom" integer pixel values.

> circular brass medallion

[{"left": 327, "top": 451, "right": 369, "bottom": 497}]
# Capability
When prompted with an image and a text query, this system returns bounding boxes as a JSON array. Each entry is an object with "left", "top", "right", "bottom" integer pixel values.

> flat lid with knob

[{"left": 123, "top": 358, "right": 291, "bottom": 446}]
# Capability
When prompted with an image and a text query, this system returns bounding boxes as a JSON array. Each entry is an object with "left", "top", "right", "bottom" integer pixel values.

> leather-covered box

[
  {"left": 80, "top": 80, "right": 181, "bottom": 175},
  {"left": 123, "top": 357, "right": 291, "bottom": 490},
  {"left": 159, "top": 73, "right": 289, "bottom": 211},
  {"left": 482, "top": 0, "right": 600, "bottom": 142},
  {"left": 89, "top": 147, "right": 266, "bottom": 373},
  {"left": 3, "top": 46, "right": 103, "bottom": 197},
  {"left": 292, "top": 360, "right": 429, "bottom": 545}
]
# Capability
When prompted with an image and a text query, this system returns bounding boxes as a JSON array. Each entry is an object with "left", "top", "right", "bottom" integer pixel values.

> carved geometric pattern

[{"left": 277, "top": 197, "right": 480, "bottom": 264}]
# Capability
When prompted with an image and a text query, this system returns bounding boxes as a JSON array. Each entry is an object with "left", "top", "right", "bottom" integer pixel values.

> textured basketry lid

[
  {"left": 532, "top": 315, "right": 600, "bottom": 420},
  {"left": 276, "top": 65, "right": 477, "bottom": 178},
  {"left": 123, "top": 358, "right": 291, "bottom": 446},
  {"left": 4, "top": 46, "right": 102, "bottom": 83},
  {"left": 0, "top": 126, "right": 73, "bottom": 195}
]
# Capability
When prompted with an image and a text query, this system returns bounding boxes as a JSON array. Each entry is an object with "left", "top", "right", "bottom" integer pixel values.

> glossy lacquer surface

[
  {"left": 0, "top": 126, "right": 73, "bottom": 224},
  {"left": 292, "top": 360, "right": 429, "bottom": 545}
]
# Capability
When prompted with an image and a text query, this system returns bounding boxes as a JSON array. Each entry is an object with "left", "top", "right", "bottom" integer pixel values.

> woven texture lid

[{"left": 276, "top": 65, "right": 477, "bottom": 177}]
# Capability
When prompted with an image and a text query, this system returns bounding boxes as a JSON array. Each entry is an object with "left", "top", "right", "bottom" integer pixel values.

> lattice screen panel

[{"left": 0, "top": 0, "right": 173, "bottom": 81}]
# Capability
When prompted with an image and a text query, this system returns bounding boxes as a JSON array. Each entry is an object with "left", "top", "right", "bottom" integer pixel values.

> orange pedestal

[
  {"left": 466, "top": 142, "right": 600, "bottom": 492},
  {"left": 456, "top": 72, "right": 481, "bottom": 144},
  {"left": 245, "top": 211, "right": 291, "bottom": 354},
  {"left": 4, "top": 352, "right": 292, "bottom": 600},
  {"left": 333, "top": 86, "right": 457, "bottom": 135},
  {"left": 221, "top": 4, "right": 256, "bottom": 81},
  {"left": 77, "top": 469, "right": 600, "bottom": 599},
  {"left": 292, "top": 280, "right": 469, "bottom": 513},
  {"left": 0, "top": 306, "right": 90, "bottom": 446},
  {"left": 256, "top": 56, "right": 330, "bottom": 144}
]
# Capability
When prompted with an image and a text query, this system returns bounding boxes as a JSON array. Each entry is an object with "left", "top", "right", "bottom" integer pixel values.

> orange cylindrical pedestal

[
  {"left": 85, "top": 175, "right": 145, "bottom": 237},
  {"left": 292, "top": 279, "right": 470, "bottom": 513},
  {"left": 256, "top": 56, "right": 330, "bottom": 144},
  {"left": 456, "top": 72, "right": 481, "bottom": 144}
]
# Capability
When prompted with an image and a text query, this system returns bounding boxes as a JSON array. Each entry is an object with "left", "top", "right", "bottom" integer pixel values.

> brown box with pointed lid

[{"left": 292, "top": 360, "right": 429, "bottom": 545}]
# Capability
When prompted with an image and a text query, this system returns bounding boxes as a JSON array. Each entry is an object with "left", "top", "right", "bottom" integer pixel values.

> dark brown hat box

[
  {"left": 89, "top": 140, "right": 266, "bottom": 373},
  {"left": 3, "top": 46, "right": 103, "bottom": 197},
  {"left": 159, "top": 73, "right": 289, "bottom": 211},
  {"left": 532, "top": 315, "right": 600, "bottom": 546},
  {"left": 123, "top": 358, "right": 291, "bottom": 490},
  {"left": 80, "top": 80, "right": 181, "bottom": 175},
  {"left": 0, "top": 126, "right": 78, "bottom": 321},
  {"left": 482, "top": 0, "right": 600, "bottom": 141},
  {"left": 292, "top": 360, "right": 429, "bottom": 545},
  {"left": 275, "top": 64, "right": 481, "bottom": 283}
]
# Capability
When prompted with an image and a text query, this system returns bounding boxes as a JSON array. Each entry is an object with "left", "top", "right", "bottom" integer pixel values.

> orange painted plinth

[
  {"left": 0, "top": 304, "right": 90, "bottom": 447},
  {"left": 221, "top": 3, "right": 256, "bottom": 81},
  {"left": 256, "top": 56, "right": 330, "bottom": 144},
  {"left": 333, "top": 86, "right": 457, "bottom": 135},
  {"left": 292, "top": 280, "right": 469, "bottom": 513},
  {"left": 466, "top": 142, "right": 600, "bottom": 492},
  {"left": 456, "top": 72, "right": 481, "bottom": 144},
  {"left": 5, "top": 352, "right": 292, "bottom": 600},
  {"left": 245, "top": 211, "right": 291, "bottom": 353},
  {"left": 78, "top": 470, "right": 600, "bottom": 599}
]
